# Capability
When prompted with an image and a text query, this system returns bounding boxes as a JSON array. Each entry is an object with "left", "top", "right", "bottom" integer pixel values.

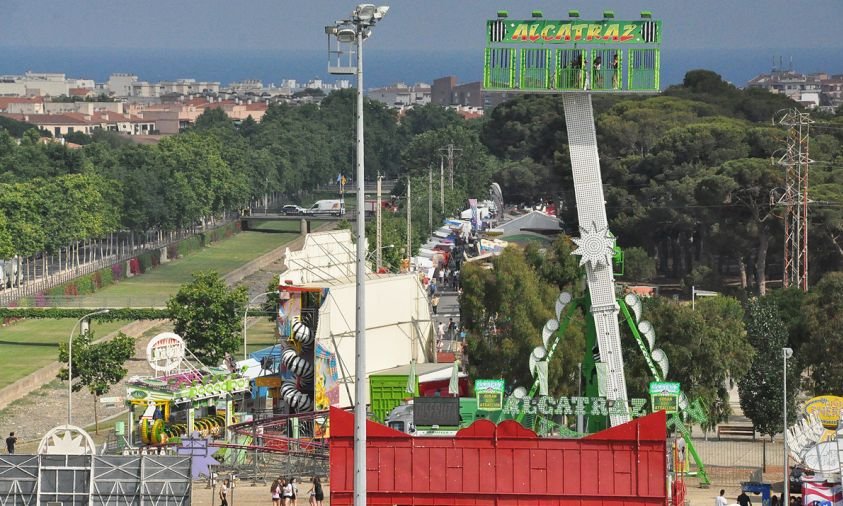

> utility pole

[
  {"left": 428, "top": 165, "right": 433, "bottom": 232},
  {"left": 406, "top": 178, "right": 412, "bottom": 271},
  {"left": 439, "top": 144, "right": 462, "bottom": 190},
  {"left": 774, "top": 109, "right": 812, "bottom": 291},
  {"left": 376, "top": 175, "right": 382, "bottom": 271}
]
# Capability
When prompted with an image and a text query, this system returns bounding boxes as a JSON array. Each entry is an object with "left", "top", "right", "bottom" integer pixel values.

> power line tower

[{"left": 775, "top": 109, "right": 813, "bottom": 291}]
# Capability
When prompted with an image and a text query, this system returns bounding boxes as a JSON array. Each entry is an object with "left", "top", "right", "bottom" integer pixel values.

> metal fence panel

[
  {"left": 0, "top": 455, "right": 38, "bottom": 505},
  {"left": 0, "top": 455, "right": 191, "bottom": 505}
]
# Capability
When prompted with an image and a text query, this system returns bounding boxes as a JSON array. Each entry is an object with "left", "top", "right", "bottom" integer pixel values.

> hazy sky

[{"left": 2, "top": 0, "right": 841, "bottom": 52}]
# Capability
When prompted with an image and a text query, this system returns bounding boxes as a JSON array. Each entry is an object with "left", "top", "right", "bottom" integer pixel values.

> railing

[
  {"left": 312, "top": 178, "right": 398, "bottom": 194},
  {"left": 687, "top": 437, "right": 782, "bottom": 484}
]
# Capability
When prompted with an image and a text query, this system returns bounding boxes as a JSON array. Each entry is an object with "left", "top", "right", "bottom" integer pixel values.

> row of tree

[{"left": 483, "top": 70, "right": 843, "bottom": 293}]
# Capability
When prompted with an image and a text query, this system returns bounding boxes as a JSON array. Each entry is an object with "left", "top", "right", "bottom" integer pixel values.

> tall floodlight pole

[
  {"left": 326, "top": 6, "right": 389, "bottom": 505},
  {"left": 783, "top": 347, "right": 793, "bottom": 505},
  {"left": 68, "top": 309, "right": 110, "bottom": 425}
]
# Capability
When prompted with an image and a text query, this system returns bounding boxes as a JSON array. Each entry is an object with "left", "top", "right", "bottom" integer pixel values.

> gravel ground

[{"left": 0, "top": 223, "right": 336, "bottom": 453}]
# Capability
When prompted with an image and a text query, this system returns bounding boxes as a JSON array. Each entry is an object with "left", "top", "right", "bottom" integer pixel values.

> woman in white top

[{"left": 282, "top": 478, "right": 294, "bottom": 506}]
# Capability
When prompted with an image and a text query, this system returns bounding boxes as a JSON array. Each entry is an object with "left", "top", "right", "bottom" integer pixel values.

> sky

[{"left": 2, "top": 0, "right": 842, "bottom": 52}]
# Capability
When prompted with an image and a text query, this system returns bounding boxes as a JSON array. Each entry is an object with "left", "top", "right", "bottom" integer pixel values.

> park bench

[{"left": 717, "top": 424, "right": 756, "bottom": 440}]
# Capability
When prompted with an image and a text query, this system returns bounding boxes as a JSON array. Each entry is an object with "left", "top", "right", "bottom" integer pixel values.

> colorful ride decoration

[
  {"left": 330, "top": 406, "right": 667, "bottom": 505},
  {"left": 787, "top": 396, "right": 843, "bottom": 479},
  {"left": 126, "top": 332, "right": 250, "bottom": 444},
  {"left": 275, "top": 287, "right": 322, "bottom": 413},
  {"left": 484, "top": 12, "right": 661, "bottom": 93}
]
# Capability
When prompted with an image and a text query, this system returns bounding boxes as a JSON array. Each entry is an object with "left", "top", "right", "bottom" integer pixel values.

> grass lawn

[
  {"left": 0, "top": 229, "right": 299, "bottom": 389},
  {"left": 72, "top": 230, "right": 298, "bottom": 307},
  {"left": 0, "top": 319, "right": 131, "bottom": 389}
]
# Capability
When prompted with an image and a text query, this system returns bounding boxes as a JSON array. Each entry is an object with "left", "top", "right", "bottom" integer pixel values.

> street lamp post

[
  {"left": 326, "top": 6, "right": 389, "bottom": 505},
  {"left": 783, "top": 347, "right": 793, "bottom": 505},
  {"left": 68, "top": 309, "right": 110, "bottom": 425},
  {"left": 243, "top": 291, "right": 277, "bottom": 361},
  {"left": 366, "top": 244, "right": 395, "bottom": 266}
]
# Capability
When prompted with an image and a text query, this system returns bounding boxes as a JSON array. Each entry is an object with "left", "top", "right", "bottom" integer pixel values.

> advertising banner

[
  {"left": 649, "top": 381, "right": 680, "bottom": 414},
  {"left": 475, "top": 379, "right": 505, "bottom": 411}
]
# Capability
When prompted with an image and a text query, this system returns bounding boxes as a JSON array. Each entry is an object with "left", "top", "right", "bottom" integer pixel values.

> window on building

[
  {"left": 68, "top": 127, "right": 74, "bottom": 133},
  {"left": 54, "top": 127, "right": 60, "bottom": 136}
]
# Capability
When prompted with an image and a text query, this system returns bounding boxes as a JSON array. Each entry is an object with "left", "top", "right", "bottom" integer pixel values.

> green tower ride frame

[{"left": 483, "top": 10, "right": 709, "bottom": 485}]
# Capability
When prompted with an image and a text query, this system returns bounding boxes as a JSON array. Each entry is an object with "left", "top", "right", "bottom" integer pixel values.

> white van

[{"left": 308, "top": 199, "right": 346, "bottom": 216}]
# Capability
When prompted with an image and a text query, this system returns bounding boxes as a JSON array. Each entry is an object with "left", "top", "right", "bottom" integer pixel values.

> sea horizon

[{"left": 0, "top": 46, "right": 839, "bottom": 92}]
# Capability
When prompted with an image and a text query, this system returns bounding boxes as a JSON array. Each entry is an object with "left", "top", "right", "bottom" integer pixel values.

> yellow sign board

[{"left": 803, "top": 395, "right": 843, "bottom": 429}]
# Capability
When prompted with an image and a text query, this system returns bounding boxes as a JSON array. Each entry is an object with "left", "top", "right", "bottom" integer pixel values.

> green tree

[
  {"left": 58, "top": 331, "right": 136, "bottom": 433},
  {"left": 166, "top": 271, "right": 248, "bottom": 364},
  {"left": 621, "top": 247, "right": 657, "bottom": 282},
  {"left": 463, "top": 247, "right": 583, "bottom": 396},
  {"left": 737, "top": 299, "right": 799, "bottom": 438},
  {"left": 802, "top": 272, "right": 843, "bottom": 395},
  {"left": 624, "top": 296, "right": 752, "bottom": 432}
]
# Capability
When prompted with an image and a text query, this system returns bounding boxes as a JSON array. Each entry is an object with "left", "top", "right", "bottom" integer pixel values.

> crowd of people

[
  {"left": 216, "top": 475, "right": 324, "bottom": 506},
  {"left": 718, "top": 489, "right": 803, "bottom": 506}
]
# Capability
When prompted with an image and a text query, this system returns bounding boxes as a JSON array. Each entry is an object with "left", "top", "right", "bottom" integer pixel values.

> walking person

[
  {"left": 310, "top": 476, "right": 324, "bottom": 506},
  {"left": 737, "top": 490, "right": 752, "bottom": 506},
  {"left": 437, "top": 321, "right": 445, "bottom": 342},
  {"left": 431, "top": 293, "right": 440, "bottom": 315},
  {"left": 282, "top": 477, "right": 294, "bottom": 505},
  {"left": 715, "top": 489, "right": 728, "bottom": 506},
  {"left": 5, "top": 432, "right": 16, "bottom": 454},
  {"left": 219, "top": 478, "right": 230, "bottom": 506},
  {"left": 271, "top": 476, "right": 282, "bottom": 506},
  {"left": 290, "top": 477, "right": 299, "bottom": 506}
]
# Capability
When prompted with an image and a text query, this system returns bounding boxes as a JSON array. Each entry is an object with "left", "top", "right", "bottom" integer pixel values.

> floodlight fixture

[
  {"left": 568, "top": 10, "right": 580, "bottom": 18},
  {"left": 374, "top": 6, "right": 389, "bottom": 20},
  {"left": 354, "top": 4, "right": 376, "bottom": 22},
  {"left": 325, "top": 25, "right": 338, "bottom": 35},
  {"left": 496, "top": 10, "right": 509, "bottom": 18},
  {"left": 531, "top": 10, "right": 543, "bottom": 18},
  {"left": 336, "top": 28, "right": 357, "bottom": 43},
  {"left": 640, "top": 11, "right": 652, "bottom": 18},
  {"left": 603, "top": 10, "right": 615, "bottom": 18}
]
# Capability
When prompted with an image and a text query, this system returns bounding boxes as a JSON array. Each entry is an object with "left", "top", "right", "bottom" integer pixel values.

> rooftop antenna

[{"left": 790, "top": 55, "right": 793, "bottom": 71}]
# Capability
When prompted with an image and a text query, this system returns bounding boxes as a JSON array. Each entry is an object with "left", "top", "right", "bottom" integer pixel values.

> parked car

[{"left": 282, "top": 205, "right": 306, "bottom": 216}]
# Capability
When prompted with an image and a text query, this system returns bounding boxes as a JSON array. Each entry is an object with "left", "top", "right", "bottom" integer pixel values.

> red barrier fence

[{"left": 330, "top": 407, "right": 667, "bottom": 506}]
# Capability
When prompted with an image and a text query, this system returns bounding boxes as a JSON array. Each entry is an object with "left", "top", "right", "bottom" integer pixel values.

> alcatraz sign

[
  {"left": 503, "top": 394, "right": 648, "bottom": 418},
  {"left": 487, "top": 19, "right": 661, "bottom": 45}
]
